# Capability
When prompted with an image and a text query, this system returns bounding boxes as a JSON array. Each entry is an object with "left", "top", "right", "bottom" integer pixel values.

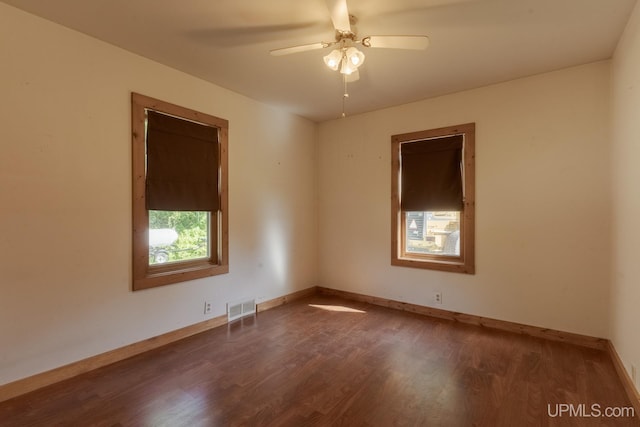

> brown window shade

[
  {"left": 146, "top": 110, "right": 219, "bottom": 211},
  {"left": 400, "top": 135, "right": 463, "bottom": 211}
]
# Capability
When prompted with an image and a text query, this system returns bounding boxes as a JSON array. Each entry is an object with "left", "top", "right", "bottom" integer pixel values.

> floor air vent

[{"left": 227, "top": 299, "right": 256, "bottom": 322}]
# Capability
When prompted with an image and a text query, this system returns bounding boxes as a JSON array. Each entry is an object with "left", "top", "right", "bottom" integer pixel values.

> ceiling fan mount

[
  {"left": 334, "top": 14, "right": 358, "bottom": 41},
  {"left": 334, "top": 29, "right": 357, "bottom": 43}
]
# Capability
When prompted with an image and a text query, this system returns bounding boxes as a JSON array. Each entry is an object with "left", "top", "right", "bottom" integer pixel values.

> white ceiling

[{"left": 2, "top": 0, "right": 637, "bottom": 122}]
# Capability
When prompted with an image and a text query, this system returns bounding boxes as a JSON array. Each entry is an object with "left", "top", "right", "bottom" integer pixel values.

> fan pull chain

[{"left": 342, "top": 74, "right": 349, "bottom": 118}]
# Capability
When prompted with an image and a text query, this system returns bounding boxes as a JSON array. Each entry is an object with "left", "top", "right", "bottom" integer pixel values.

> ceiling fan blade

[
  {"left": 326, "top": 0, "right": 352, "bottom": 32},
  {"left": 269, "top": 42, "right": 328, "bottom": 56},
  {"left": 189, "top": 22, "right": 326, "bottom": 48},
  {"left": 362, "top": 35, "right": 429, "bottom": 50}
]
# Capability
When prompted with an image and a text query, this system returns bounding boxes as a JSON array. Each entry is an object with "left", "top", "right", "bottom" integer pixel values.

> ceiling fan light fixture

[
  {"left": 323, "top": 49, "right": 342, "bottom": 71},
  {"left": 345, "top": 69, "right": 360, "bottom": 82},
  {"left": 340, "top": 58, "right": 356, "bottom": 75},
  {"left": 345, "top": 46, "right": 365, "bottom": 67}
]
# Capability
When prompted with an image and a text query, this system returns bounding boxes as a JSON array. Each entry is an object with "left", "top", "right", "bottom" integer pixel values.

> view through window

[
  {"left": 405, "top": 211, "right": 460, "bottom": 256},
  {"left": 148, "top": 211, "right": 210, "bottom": 265}
]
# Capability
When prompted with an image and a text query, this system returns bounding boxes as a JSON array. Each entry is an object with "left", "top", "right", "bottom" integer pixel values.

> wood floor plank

[{"left": 0, "top": 295, "right": 637, "bottom": 426}]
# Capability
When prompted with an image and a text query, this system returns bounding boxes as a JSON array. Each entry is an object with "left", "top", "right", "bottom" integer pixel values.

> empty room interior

[{"left": 1, "top": 0, "right": 640, "bottom": 425}]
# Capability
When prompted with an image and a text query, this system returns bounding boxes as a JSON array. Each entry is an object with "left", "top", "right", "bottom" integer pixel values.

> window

[
  {"left": 132, "top": 93, "right": 229, "bottom": 290},
  {"left": 391, "top": 123, "right": 475, "bottom": 274}
]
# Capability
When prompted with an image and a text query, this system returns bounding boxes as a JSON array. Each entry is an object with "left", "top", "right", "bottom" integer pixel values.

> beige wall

[
  {"left": 318, "top": 61, "right": 612, "bottom": 338},
  {"left": 611, "top": 1, "right": 640, "bottom": 391},
  {"left": 0, "top": 4, "right": 317, "bottom": 385}
]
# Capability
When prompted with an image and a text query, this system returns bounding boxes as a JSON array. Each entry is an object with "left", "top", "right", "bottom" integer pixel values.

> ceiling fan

[{"left": 269, "top": 0, "right": 428, "bottom": 116}]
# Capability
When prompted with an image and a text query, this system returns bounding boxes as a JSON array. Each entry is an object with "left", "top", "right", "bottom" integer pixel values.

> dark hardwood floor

[{"left": 1, "top": 295, "right": 637, "bottom": 426}]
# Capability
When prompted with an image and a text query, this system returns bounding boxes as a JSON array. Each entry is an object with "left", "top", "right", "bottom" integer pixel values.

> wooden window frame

[
  {"left": 391, "top": 123, "right": 475, "bottom": 274},
  {"left": 132, "top": 93, "right": 229, "bottom": 290}
]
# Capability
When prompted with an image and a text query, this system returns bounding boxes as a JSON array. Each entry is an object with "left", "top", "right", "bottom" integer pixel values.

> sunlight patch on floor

[{"left": 309, "top": 304, "right": 366, "bottom": 313}]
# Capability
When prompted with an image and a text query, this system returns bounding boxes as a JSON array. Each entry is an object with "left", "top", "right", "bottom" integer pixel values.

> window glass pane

[
  {"left": 148, "top": 210, "right": 210, "bottom": 265},
  {"left": 405, "top": 211, "right": 460, "bottom": 256}
]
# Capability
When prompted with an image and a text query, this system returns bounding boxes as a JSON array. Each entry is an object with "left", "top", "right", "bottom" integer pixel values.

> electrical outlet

[
  {"left": 434, "top": 292, "right": 442, "bottom": 305},
  {"left": 204, "top": 301, "right": 212, "bottom": 315}
]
